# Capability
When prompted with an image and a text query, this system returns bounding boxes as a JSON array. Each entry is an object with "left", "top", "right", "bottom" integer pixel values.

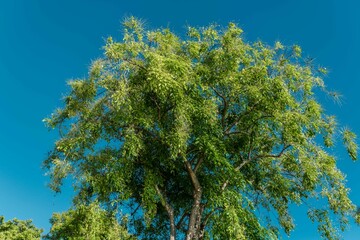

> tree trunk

[
  {"left": 186, "top": 188, "right": 202, "bottom": 240},
  {"left": 169, "top": 210, "right": 176, "bottom": 240},
  {"left": 184, "top": 161, "right": 202, "bottom": 240},
  {"left": 155, "top": 185, "right": 176, "bottom": 240}
]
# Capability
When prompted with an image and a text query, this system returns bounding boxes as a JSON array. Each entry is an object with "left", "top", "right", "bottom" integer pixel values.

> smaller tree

[
  {"left": 44, "top": 202, "right": 134, "bottom": 240},
  {"left": 0, "top": 216, "right": 42, "bottom": 240}
]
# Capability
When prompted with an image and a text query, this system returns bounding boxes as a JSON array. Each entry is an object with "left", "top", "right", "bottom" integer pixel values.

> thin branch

[
  {"left": 223, "top": 101, "right": 260, "bottom": 134},
  {"left": 211, "top": 87, "right": 228, "bottom": 129},
  {"left": 193, "top": 157, "right": 204, "bottom": 174},
  {"left": 224, "top": 130, "right": 247, "bottom": 136},
  {"left": 176, "top": 209, "right": 190, "bottom": 230},
  {"left": 150, "top": 96, "right": 162, "bottom": 121},
  {"left": 254, "top": 144, "right": 291, "bottom": 160},
  {"left": 198, "top": 207, "right": 221, "bottom": 239},
  {"left": 130, "top": 204, "right": 141, "bottom": 217},
  {"left": 96, "top": 89, "right": 107, "bottom": 98},
  {"left": 123, "top": 57, "right": 146, "bottom": 70},
  {"left": 220, "top": 145, "right": 291, "bottom": 192},
  {"left": 186, "top": 148, "right": 199, "bottom": 165}
]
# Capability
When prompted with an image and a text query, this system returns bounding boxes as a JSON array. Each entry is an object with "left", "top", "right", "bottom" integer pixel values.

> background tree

[
  {"left": 44, "top": 17, "right": 359, "bottom": 239},
  {"left": 44, "top": 202, "right": 133, "bottom": 240},
  {"left": 0, "top": 216, "right": 42, "bottom": 240}
]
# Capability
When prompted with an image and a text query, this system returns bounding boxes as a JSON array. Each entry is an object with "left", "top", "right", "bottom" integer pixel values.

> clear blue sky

[{"left": 0, "top": 0, "right": 359, "bottom": 238}]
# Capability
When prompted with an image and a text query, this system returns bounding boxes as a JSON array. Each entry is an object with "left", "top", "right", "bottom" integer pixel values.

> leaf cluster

[
  {"left": 44, "top": 202, "right": 133, "bottom": 240},
  {"left": 0, "top": 216, "right": 43, "bottom": 240}
]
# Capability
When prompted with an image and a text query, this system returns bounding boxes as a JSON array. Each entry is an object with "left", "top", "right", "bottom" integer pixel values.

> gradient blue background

[{"left": 1, "top": 0, "right": 360, "bottom": 239}]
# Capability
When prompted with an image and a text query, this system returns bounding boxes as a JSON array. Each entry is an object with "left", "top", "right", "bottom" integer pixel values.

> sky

[{"left": 0, "top": 0, "right": 360, "bottom": 238}]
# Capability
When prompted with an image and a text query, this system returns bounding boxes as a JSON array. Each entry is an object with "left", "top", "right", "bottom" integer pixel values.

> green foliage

[
  {"left": 0, "top": 216, "right": 42, "bottom": 240},
  {"left": 44, "top": 17, "right": 359, "bottom": 239},
  {"left": 44, "top": 202, "right": 134, "bottom": 240}
]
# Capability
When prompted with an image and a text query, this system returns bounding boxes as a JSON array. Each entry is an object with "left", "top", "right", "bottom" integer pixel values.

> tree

[
  {"left": 44, "top": 202, "right": 134, "bottom": 240},
  {"left": 0, "top": 216, "right": 42, "bottom": 240},
  {"left": 44, "top": 17, "right": 359, "bottom": 239}
]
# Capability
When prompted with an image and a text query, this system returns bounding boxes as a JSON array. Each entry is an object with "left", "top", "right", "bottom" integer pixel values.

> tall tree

[
  {"left": 0, "top": 216, "right": 42, "bottom": 240},
  {"left": 44, "top": 17, "right": 359, "bottom": 239}
]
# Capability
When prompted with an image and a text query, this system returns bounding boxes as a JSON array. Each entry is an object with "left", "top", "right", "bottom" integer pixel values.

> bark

[
  {"left": 195, "top": 204, "right": 204, "bottom": 239},
  {"left": 184, "top": 161, "right": 203, "bottom": 240},
  {"left": 155, "top": 185, "right": 176, "bottom": 240}
]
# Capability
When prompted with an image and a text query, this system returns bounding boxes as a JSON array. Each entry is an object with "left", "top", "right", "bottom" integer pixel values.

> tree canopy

[
  {"left": 44, "top": 17, "right": 359, "bottom": 239},
  {"left": 0, "top": 216, "right": 42, "bottom": 240}
]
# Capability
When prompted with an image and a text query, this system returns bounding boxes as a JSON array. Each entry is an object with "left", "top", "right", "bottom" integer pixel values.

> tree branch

[
  {"left": 184, "top": 158, "right": 203, "bottom": 240},
  {"left": 198, "top": 208, "right": 221, "bottom": 240},
  {"left": 193, "top": 157, "right": 204, "bottom": 174},
  {"left": 176, "top": 209, "right": 190, "bottom": 230},
  {"left": 254, "top": 144, "right": 291, "bottom": 160},
  {"left": 220, "top": 145, "right": 291, "bottom": 192},
  {"left": 150, "top": 96, "right": 162, "bottom": 121},
  {"left": 223, "top": 102, "right": 260, "bottom": 134},
  {"left": 130, "top": 204, "right": 141, "bottom": 217},
  {"left": 224, "top": 130, "right": 247, "bottom": 136},
  {"left": 211, "top": 87, "right": 228, "bottom": 129},
  {"left": 155, "top": 185, "right": 176, "bottom": 240},
  {"left": 123, "top": 57, "right": 146, "bottom": 70}
]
